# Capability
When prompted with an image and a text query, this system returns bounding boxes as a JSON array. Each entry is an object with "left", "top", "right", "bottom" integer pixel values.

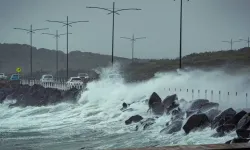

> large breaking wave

[{"left": 0, "top": 63, "right": 249, "bottom": 150}]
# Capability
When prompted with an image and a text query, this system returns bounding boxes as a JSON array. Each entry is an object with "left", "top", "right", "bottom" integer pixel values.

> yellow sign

[{"left": 16, "top": 67, "right": 22, "bottom": 73}]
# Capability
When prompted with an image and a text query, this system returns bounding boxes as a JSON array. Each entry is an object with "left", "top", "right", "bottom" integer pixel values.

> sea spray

[{"left": 0, "top": 63, "right": 249, "bottom": 149}]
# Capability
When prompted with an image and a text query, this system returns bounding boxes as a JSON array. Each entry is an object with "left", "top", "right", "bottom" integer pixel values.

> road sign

[{"left": 16, "top": 67, "right": 22, "bottom": 73}]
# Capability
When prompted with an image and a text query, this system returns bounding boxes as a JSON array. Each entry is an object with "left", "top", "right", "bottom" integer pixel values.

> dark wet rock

[
  {"left": 236, "top": 129, "right": 250, "bottom": 138},
  {"left": 47, "top": 88, "right": 63, "bottom": 104},
  {"left": 11, "top": 84, "right": 30, "bottom": 100},
  {"left": 151, "top": 102, "right": 165, "bottom": 115},
  {"left": 120, "top": 102, "right": 133, "bottom": 112},
  {"left": 237, "top": 113, "right": 250, "bottom": 130},
  {"left": 225, "top": 138, "right": 250, "bottom": 144},
  {"left": 211, "top": 108, "right": 236, "bottom": 129},
  {"left": 166, "top": 102, "right": 179, "bottom": 114},
  {"left": 62, "top": 87, "right": 81, "bottom": 102},
  {"left": 224, "top": 110, "right": 247, "bottom": 126},
  {"left": 216, "top": 124, "right": 236, "bottom": 133},
  {"left": 5, "top": 84, "right": 81, "bottom": 107},
  {"left": 171, "top": 108, "right": 185, "bottom": 121},
  {"left": 162, "top": 94, "right": 178, "bottom": 110},
  {"left": 0, "top": 90, "right": 7, "bottom": 103},
  {"left": 148, "top": 92, "right": 162, "bottom": 112},
  {"left": 188, "top": 99, "right": 209, "bottom": 110},
  {"left": 162, "top": 94, "right": 178, "bottom": 106},
  {"left": 183, "top": 113, "right": 210, "bottom": 134},
  {"left": 185, "top": 99, "right": 212, "bottom": 118},
  {"left": 199, "top": 102, "right": 219, "bottom": 112},
  {"left": 122, "top": 102, "right": 129, "bottom": 109},
  {"left": 205, "top": 109, "right": 221, "bottom": 122},
  {"left": 160, "top": 119, "right": 183, "bottom": 134},
  {"left": 186, "top": 109, "right": 199, "bottom": 118},
  {"left": 125, "top": 115, "right": 143, "bottom": 125},
  {"left": 136, "top": 118, "right": 156, "bottom": 131}
]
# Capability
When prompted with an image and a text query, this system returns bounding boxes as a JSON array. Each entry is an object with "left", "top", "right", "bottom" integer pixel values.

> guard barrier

[{"left": 20, "top": 79, "right": 85, "bottom": 91}]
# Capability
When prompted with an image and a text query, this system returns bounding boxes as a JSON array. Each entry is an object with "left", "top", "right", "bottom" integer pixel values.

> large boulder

[
  {"left": 171, "top": 108, "right": 185, "bottom": 121},
  {"left": 216, "top": 124, "right": 236, "bottom": 133},
  {"left": 62, "top": 87, "right": 81, "bottom": 102},
  {"left": 151, "top": 102, "right": 165, "bottom": 115},
  {"left": 162, "top": 94, "right": 177, "bottom": 107},
  {"left": 183, "top": 113, "right": 210, "bottom": 134},
  {"left": 199, "top": 102, "right": 219, "bottom": 113},
  {"left": 225, "top": 110, "right": 247, "bottom": 126},
  {"left": 211, "top": 108, "right": 236, "bottom": 129},
  {"left": 125, "top": 115, "right": 143, "bottom": 125},
  {"left": 225, "top": 138, "right": 250, "bottom": 144},
  {"left": 135, "top": 118, "right": 156, "bottom": 131},
  {"left": 162, "top": 94, "right": 178, "bottom": 112},
  {"left": 147, "top": 92, "right": 162, "bottom": 112},
  {"left": 47, "top": 88, "right": 63, "bottom": 104},
  {"left": 188, "top": 99, "right": 209, "bottom": 110},
  {"left": 205, "top": 109, "right": 221, "bottom": 122},
  {"left": 160, "top": 119, "right": 183, "bottom": 134},
  {"left": 236, "top": 129, "right": 250, "bottom": 138},
  {"left": 186, "top": 99, "right": 211, "bottom": 117},
  {"left": 237, "top": 113, "right": 250, "bottom": 130}
]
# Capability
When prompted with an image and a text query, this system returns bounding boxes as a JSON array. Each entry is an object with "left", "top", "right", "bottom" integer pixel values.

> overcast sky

[{"left": 0, "top": 0, "right": 249, "bottom": 59}]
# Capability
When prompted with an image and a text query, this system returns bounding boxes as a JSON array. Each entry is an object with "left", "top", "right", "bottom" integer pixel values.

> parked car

[
  {"left": 10, "top": 74, "right": 20, "bottom": 81},
  {"left": 66, "top": 77, "right": 84, "bottom": 88},
  {"left": 0, "top": 73, "right": 7, "bottom": 80},
  {"left": 40, "top": 74, "right": 54, "bottom": 84},
  {"left": 78, "top": 73, "right": 89, "bottom": 80}
]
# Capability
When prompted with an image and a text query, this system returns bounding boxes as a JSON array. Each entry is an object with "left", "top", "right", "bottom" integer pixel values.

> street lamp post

[
  {"left": 86, "top": 2, "right": 141, "bottom": 65},
  {"left": 42, "top": 30, "right": 72, "bottom": 78},
  {"left": 120, "top": 34, "right": 146, "bottom": 63},
  {"left": 222, "top": 39, "right": 241, "bottom": 50},
  {"left": 14, "top": 25, "right": 49, "bottom": 77},
  {"left": 239, "top": 37, "right": 250, "bottom": 47},
  {"left": 46, "top": 16, "right": 89, "bottom": 79},
  {"left": 174, "top": 0, "right": 189, "bottom": 69}
]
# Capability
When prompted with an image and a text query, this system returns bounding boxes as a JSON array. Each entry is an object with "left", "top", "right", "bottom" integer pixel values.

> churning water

[{"left": 1, "top": 64, "right": 250, "bottom": 150}]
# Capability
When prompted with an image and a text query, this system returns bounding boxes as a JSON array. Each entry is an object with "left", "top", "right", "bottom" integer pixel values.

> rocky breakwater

[
  {"left": 0, "top": 82, "right": 82, "bottom": 107},
  {"left": 121, "top": 92, "right": 250, "bottom": 145}
]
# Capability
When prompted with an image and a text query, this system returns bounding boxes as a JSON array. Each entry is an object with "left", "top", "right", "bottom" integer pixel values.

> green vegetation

[
  {"left": 124, "top": 47, "right": 250, "bottom": 82},
  {"left": 1, "top": 43, "right": 249, "bottom": 81}
]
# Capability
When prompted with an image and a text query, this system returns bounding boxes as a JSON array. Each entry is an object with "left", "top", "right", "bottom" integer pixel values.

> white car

[
  {"left": 40, "top": 74, "right": 54, "bottom": 83},
  {"left": 0, "top": 73, "right": 7, "bottom": 80},
  {"left": 66, "top": 77, "right": 84, "bottom": 88}
]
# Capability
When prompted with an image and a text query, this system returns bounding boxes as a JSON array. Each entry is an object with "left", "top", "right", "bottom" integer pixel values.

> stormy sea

[{"left": 1, "top": 64, "right": 250, "bottom": 150}]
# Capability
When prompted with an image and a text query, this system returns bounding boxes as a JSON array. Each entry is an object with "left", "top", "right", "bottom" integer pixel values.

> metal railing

[{"left": 20, "top": 79, "right": 85, "bottom": 91}]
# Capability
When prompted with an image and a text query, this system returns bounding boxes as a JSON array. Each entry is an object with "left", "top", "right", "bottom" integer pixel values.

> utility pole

[
  {"left": 174, "top": 0, "right": 189, "bottom": 69},
  {"left": 46, "top": 16, "right": 89, "bottom": 79},
  {"left": 222, "top": 39, "right": 241, "bottom": 50},
  {"left": 86, "top": 2, "right": 141, "bottom": 65},
  {"left": 42, "top": 30, "right": 72, "bottom": 78},
  {"left": 239, "top": 37, "right": 250, "bottom": 47},
  {"left": 14, "top": 25, "right": 49, "bottom": 77},
  {"left": 120, "top": 34, "right": 146, "bottom": 63}
]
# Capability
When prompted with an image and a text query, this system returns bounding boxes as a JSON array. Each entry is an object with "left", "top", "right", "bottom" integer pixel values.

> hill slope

[
  {"left": 0, "top": 43, "right": 130, "bottom": 76},
  {"left": 1, "top": 43, "right": 250, "bottom": 81}
]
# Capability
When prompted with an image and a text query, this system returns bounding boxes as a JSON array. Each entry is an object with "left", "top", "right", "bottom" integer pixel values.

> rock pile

[
  {"left": 0, "top": 83, "right": 82, "bottom": 107},
  {"left": 122, "top": 92, "right": 250, "bottom": 144}
]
